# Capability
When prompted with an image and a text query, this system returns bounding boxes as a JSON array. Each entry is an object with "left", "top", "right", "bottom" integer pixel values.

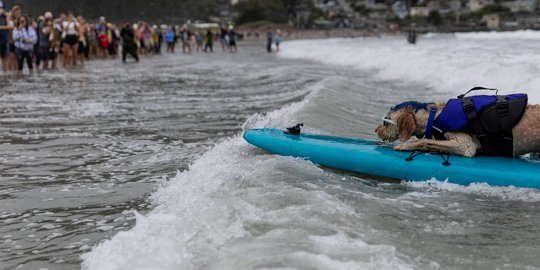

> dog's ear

[{"left": 397, "top": 110, "right": 416, "bottom": 142}]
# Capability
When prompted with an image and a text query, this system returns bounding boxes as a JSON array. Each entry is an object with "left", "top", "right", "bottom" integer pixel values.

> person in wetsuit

[
  {"left": 204, "top": 28, "right": 213, "bottom": 52},
  {"left": 407, "top": 29, "right": 417, "bottom": 44},
  {"left": 120, "top": 22, "right": 138, "bottom": 62}
]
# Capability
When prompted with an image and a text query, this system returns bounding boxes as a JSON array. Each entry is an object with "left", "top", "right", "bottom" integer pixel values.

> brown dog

[{"left": 375, "top": 102, "right": 540, "bottom": 157}]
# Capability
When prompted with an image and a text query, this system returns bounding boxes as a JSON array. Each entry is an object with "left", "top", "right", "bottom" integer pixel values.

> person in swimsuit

[
  {"left": 76, "top": 16, "right": 88, "bottom": 65},
  {"left": 140, "top": 22, "right": 154, "bottom": 55},
  {"left": 62, "top": 13, "right": 79, "bottom": 67}
]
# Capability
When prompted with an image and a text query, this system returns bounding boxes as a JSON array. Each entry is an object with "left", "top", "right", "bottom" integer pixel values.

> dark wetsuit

[
  {"left": 120, "top": 26, "right": 138, "bottom": 62},
  {"left": 0, "top": 13, "right": 9, "bottom": 59},
  {"left": 266, "top": 31, "right": 273, "bottom": 53},
  {"left": 204, "top": 30, "right": 213, "bottom": 52}
]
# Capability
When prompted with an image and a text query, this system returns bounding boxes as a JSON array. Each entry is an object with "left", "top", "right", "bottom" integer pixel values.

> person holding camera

[
  {"left": 36, "top": 12, "right": 55, "bottom": 69},
  {"left": 62, "top": 13, "right": 79, "bottom": 67},
  {"left": 12, "top": 15, "right": 36, "bottom": 75}
]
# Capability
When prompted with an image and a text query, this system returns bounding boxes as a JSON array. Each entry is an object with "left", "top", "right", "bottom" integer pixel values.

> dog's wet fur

[{"left": 375, "top": 102, "right": 540, "bottom": 157}]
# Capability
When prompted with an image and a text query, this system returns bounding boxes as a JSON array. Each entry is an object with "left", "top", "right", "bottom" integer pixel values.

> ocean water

[{"left": 1, "top": 34, "right": 539, "bottom": 270}]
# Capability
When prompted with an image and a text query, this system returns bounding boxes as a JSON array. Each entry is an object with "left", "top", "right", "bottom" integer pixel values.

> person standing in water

[
  {"left": 36, "top": 11, "right": 53, "bottom": 69},
  {"left": 274, "top": 29, "right": 281, "bottom": 52},
  {"left": 266, "top": 30, "right": 273, "bottom": 53},
  {"left": 164, "top": 25, "right": 175, "bottom": 53},
  {"left": 228, "top": 25, "right": 237, "bottom": 53},
  {"left": 154, "top": 25, "right": 163, "bottom": 54},
  {"left": 0, "top": 4, "right": 12, "bottom": 73},
  {"left": 62, "top": 13, "right": 79, "bottom": 67},
  {"left": 96, "top": 16, "right": 109, "bottom": 59},
  {"left": 179, "top": 26, "right": 191, "bottom": 53},
  {"left": 7, "top": 5, "right": 22, "bottom": 72},
  {"left": 195, "top": 31, "right": 203, "bottom": 52},
  {"left": 219, "top": 25, "right": 228, "bottom": 51},
  {"left": 12, "top": 15, "right": 37, "bottom": 75},
  {"left": 204, "top": 28, "right": 213, "bottom": 52},
  {"left": 407, "top": 29, "right": 416, "bottom": 44},
  {"left": 120, "top": 21, "right": 138, "bottom": 62},
  {"left": 76, "top": 16, "right": 88, "bottom": 65}
]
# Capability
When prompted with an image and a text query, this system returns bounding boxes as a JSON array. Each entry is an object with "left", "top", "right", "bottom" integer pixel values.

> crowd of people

[
  {"left": 164, "top": 24, "right": 239, "bottom": 54},
  {"left": 0, "top": 3, "right": 285, "bottom": 76},
  {"left": 1, "top": 4, "right": 124, "bottom": 75}
]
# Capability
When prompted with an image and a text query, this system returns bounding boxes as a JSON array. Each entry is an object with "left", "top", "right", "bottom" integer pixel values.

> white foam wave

[
  {"left": 455, "top": 29, "right": 540, "bottom": 40},
  {"left": 304, "top": 233, "right": 413, "bottom": 270},
  {"left": 82, "top": 82, "right": 411, "bottom": 270},
  {"left": 405, "top": 179, "right": 540, "bottom": 202},
  {"left": 279, "top": 31, "right": 540, "bottom": 103},
  {"left": 81, "top": 139, "right": 410, "bottom": 269}
]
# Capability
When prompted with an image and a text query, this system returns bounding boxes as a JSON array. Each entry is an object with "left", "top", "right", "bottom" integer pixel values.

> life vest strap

[
  {"left": 424, "top": 106, "right": 437, "bottom": 139},
  {"left": 496, "top": 95, "right": 512, "bottom": 131},
  {"left": 462, "top": 97, "right": 495, "bottom": 154}
]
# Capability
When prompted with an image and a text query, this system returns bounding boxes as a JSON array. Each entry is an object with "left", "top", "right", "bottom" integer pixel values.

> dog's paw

[{"left": 394, "top": 143, "right": 413, "bottom": 151}]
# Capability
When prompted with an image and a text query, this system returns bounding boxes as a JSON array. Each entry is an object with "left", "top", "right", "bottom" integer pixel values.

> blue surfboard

[{"left": 243, "top": 128, "right": 540, "bottom": 189}]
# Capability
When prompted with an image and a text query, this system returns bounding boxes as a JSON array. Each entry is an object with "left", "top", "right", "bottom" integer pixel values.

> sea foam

[
  {"left": 279, "top": 31, "right": 540, "bottom": 103},
  {"left": 81, "top": 81, "right": 412, "bottom": 270}
]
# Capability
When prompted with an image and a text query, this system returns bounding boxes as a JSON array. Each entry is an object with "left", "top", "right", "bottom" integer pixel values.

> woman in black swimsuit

[{"left": 62, "top": 13, "right": 79, "bottom": 67}]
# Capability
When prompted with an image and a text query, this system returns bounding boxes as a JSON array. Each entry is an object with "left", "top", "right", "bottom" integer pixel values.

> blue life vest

[
  {"left": 430, "top": 93, "right": 528, "bottom": 156},
  {"left": 433, "top": 94, "right": 527, "bottom": 133}
]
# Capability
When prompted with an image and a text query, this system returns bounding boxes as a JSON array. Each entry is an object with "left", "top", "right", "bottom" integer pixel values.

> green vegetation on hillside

[
  {"left": 10, "top": 0, "right": 221, "bottom": 23},
  {"left": 234, "top": 0, "right": 320, "bottom": 25},
  {"left": 235, "top": 0, "right": 288, "bottom": 25}
]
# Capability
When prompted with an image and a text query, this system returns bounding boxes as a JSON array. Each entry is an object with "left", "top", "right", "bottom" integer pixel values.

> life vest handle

[{"left": 457, "top": 87, "right": 498, "bottom": 99}]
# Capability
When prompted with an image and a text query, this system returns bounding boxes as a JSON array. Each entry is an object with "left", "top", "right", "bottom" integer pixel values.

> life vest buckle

[
  {"left": 463, "top": 101, "right": 475, "bottom": 113},
  {"left": 496, "top": 97, "right": 510, "bottom": 117}
]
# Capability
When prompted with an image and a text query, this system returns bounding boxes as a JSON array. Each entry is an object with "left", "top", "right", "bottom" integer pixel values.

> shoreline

[
  {"left": 240, "top": 29, "right": 380, "bottom": 41},
  {"left": 239, "top": 28, "right": 539, "bottom": 41}
]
